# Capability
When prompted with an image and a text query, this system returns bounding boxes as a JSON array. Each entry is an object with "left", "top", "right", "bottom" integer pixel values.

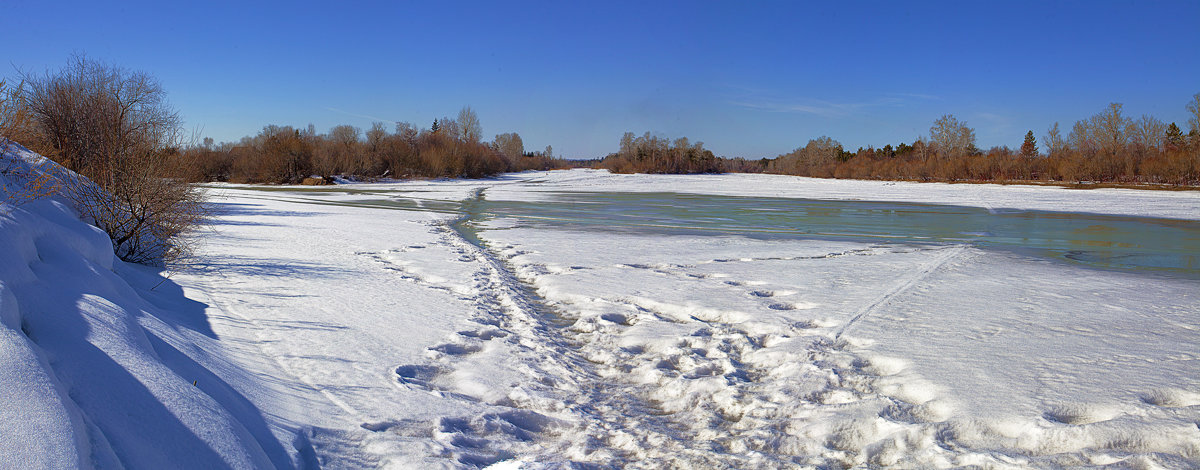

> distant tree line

[
  {"left": 593, "top": 95, "right": 1199, "bottom": 186},
  {"left": 756, "top": 96, "right": 1200, "bottom": 186},
  {"left": 597, "top": 132, "right": 722, "bottom": 174},
  {"left": 8, "top": 59, "right": 1198, "bottom": 188},
  {"left": 169, "top": 107, "right": 572, "bottom": 184}
]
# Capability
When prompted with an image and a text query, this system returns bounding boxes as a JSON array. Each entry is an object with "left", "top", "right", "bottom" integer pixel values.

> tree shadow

[
  {"left": 16, "top": 235, "right": 295, "bottom": 468},
  {"left": 174, "top": 255, "right": 356, "bottom": 280},
  {"left": 203, "top": 201, "right": 322, "bottom": 228}
]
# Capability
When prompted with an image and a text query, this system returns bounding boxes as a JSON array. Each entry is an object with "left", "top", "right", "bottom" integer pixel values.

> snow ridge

[{"left": 1, "top": 143, "right": 290, "bottom": 469}]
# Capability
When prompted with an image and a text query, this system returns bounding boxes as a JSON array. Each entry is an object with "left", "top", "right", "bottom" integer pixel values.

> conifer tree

[
  {"left": 1166, "top": 122, "right": 1184, "bottom": 150},
  {"left": 1020, "top": 130, "right": 1038, "bottom": 157}
]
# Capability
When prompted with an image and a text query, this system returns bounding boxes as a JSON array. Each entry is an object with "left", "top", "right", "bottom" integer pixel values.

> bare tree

[
  {"left": 310, "top": 124, "right": 363, "bottom": 176},
  {"left": 1044, "top": 122, "right": 1068, "bottom": 157},
  {"left": 1188, "top": 93, "right": 1200, "bottom": 135},
  {"left": 494, "top": 132, "right": 524, "bottom": 161},
  {"left": 21, "top": 57, "right": 203, "bottom": 264},
  {"left": 929, "top": 114, "right": 976, "bottom": 159},
  {"left": 366, "top": 122, "right": 388, "bottom": 150},
  {"left": 799, "top": 136, "right": 842, "bottom": 166},
  {"left": 329, "top": 124, "right": 361, "bottom": 174},
  {"left": 1090, "top": 102, "right": 1130, "bottom": 156},
  {"left": 619, "top": 132, "right": 636, "bottom": 155},
  {"left": 435, "top": 116, "right": 459, "bottom": 140},
  {"left": 457, "top": 106, "right": 482, "bottom": 144},
  {"left": 914, "top": 136, "right": 929, "bottom": 161},
  {"left": 1068, "top": 119, "right": 1097, "bottom": 156},
  {"left": 395, "top": 122, "right": 418, "bottom": 144},
  {"left": 1129, "top": 114, "right": 1166, "bottom": 155}
]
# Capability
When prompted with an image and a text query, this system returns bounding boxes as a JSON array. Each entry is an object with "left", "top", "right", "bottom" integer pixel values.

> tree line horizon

[
  {"left": 4, "top": 58, "right": 1199, "bottom": 187},
  {"left": 173, "top": 93, "right": 1199, "bottom": 186}
]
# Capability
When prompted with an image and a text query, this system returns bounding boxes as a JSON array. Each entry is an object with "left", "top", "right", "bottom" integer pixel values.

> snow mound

[{"left": 0, "top": 142, "right": 287, "bottom": 468}]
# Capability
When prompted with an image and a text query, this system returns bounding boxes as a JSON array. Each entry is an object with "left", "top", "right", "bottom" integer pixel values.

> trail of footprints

[
  {"left": 363, "top": 231, "right": 1196, "bottom": 468},
  {"left": 359, "top": 228, "right": 943, "bottom": 467}
]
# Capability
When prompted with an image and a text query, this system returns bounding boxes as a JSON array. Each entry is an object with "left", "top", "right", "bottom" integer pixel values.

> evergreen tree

[
  {"left": 1020, "top": 130, "right": 1038, "bottom": 157},
  {"left": 1165, "top": 122, "right": 1184, "bottom": 150},
  {"left": 431, "top": 119, "right": 440, "bottom": 133}
]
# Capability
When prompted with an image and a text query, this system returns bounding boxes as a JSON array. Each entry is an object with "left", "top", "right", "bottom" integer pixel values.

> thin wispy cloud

[
  {"left": 887, "top": 92, "right": 941, "bottom": 101},
  {"left": 729, "top": 96, "right": 906, "bottom": 117},
  {"left": 729, "top": 100, "right": 855, "bottom": 116},
  {"left": 325, "top": 107, "right": 395, "bottom": 123}
]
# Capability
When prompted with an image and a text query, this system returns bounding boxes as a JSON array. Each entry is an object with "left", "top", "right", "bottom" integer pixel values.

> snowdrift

[{"left": 0, "top": 142, "right": 287, "bottom": 469}]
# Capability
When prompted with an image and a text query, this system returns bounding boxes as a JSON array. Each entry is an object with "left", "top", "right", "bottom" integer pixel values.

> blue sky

[{"left": 4, "top": 1, "right": 1198, "bottom": 158}]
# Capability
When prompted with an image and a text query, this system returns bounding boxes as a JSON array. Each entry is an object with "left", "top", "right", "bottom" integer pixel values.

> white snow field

[{"left": 3, "top": 143, "right": 1199, "bottom": 469}]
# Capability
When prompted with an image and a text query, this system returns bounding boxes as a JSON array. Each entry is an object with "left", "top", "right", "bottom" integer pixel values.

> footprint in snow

[
  {"left": 600, "top": 313, "right": 637, "bottom": 326},
  {"left": 429, "top": 343, "right": 483, "bottom": 356},
  {"left": 360, "top": 418, "right": 430, "bottom": 436},
  {"left": 395, "top": 364, "right": 440, "bottom": 386},
  {"left": 458, "top": 329, "right": 508, "bottom": 340},
  {"left": 1043, "top": 403, "right": 1122, "bottom": 425}
]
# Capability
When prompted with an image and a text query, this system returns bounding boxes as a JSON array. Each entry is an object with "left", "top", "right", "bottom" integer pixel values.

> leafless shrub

[
  {"left": 0, "top": 148, "right": 63, "bottom": 208},
  {"left": 20, "top": 57, "right": 204, "bottom": 265},
  {"left": 62, "top": 153, "right": 205, "bottom": 264}
]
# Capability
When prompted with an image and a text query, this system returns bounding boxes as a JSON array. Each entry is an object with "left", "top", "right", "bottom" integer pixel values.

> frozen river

[
  {"left": 179, "top": 170, "right": 1199, "bottom": 468},
  {"left": 448, "top": 191, "right": 1200, "bottom": 275}
]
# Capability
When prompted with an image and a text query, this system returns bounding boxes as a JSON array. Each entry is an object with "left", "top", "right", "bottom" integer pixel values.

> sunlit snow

[{"left": 3, "top": 146, "right": 1198, "bottom": 468}]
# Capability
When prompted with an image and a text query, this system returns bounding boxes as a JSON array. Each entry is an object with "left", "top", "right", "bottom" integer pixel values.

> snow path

[
  {"left": 172, "top": 170, "right": 1199, "bottom": 468},
  {"left": 376, "top": 194, "right": 933, "bottom": 467}
]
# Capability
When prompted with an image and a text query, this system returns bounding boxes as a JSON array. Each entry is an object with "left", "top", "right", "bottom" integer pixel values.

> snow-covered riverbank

[{"left": 3, "top": 157, "right": 1198, "bottom": 468}]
